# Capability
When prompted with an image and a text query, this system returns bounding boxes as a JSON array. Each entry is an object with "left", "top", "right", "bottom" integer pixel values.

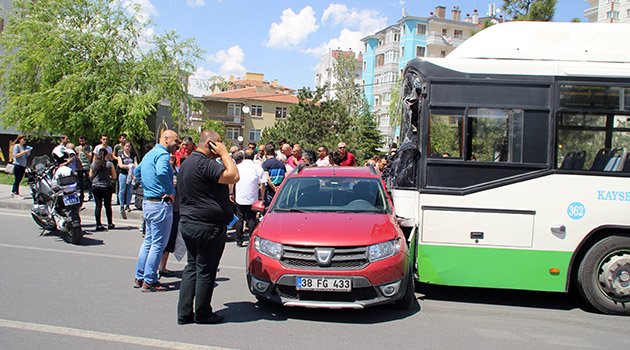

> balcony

[
  {"left": 206, "top": 114, "right": 245, "bottom": 126},
  {"left": 425, "top": 33, "right": 466, "bottom": 47}
]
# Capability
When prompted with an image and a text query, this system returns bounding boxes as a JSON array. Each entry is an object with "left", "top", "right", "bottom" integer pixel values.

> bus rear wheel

[{"left": 577, "top": 235, "right": 630, "bottom": 315}]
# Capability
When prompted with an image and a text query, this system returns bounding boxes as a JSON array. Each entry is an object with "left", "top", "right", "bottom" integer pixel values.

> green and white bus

[{"left": 389, "top": 22, "right": 630, "bottom": 315}]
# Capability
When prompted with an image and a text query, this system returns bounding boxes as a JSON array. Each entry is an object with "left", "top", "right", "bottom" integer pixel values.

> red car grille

[{"left": 280, "top": 245, "right": 369, "bottom": 270}]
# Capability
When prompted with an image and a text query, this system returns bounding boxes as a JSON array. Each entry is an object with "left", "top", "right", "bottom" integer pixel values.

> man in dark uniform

[{"left": 176, "top": 129, "right": 239, "bottom": 325}]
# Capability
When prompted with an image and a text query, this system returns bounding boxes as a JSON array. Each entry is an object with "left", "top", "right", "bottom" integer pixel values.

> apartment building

[
  {"left": 193, "top": 90, "right": 297, "bottom": 147},
  {"left": 585, "top": 0, "right": 630, "bottom": 23},
  {"left": 362, "top": 5, "right": 478, "bottom": 148},
  {"left": 314, "top": 49, "right": 362, "bottom": 101}
]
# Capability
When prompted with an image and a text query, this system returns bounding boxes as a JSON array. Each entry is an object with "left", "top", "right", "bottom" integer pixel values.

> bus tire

[{"left": 576, "top": 235, "right": 630, "bottom": 315}]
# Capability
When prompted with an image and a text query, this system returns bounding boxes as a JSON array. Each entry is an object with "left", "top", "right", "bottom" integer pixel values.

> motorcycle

[{"left": 26, "top": 155, "right": 83, "bottom": 244}]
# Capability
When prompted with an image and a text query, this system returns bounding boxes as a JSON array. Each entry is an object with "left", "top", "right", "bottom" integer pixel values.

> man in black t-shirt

[{"left": 176, "top": 130, "right": 239, "bottom": 325}]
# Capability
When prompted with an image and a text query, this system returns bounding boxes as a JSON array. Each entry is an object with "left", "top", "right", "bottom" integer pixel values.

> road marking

[
  {"left": 0, "top": 318, "right": 233, "bottom": 350},
  {"left": 0, "top": 244, "right": 246, "bottom": 270}
]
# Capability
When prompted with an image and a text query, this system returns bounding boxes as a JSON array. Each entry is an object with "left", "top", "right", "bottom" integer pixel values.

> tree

[
  {"left": 262, "top": 52, "right": 380, "bottom": 161},
  {"left": 332, "top": 53, "right": 381, "bottom": 160},
  {"left": 502, "top": 0, "right": 557, "bottom": 21},
  {"left": 184, "top": 119, "right": 226, "bottom": 145},
  {"left": 262, "top": 87, "right": 354, "bottom": 151},
  {"left": 0, "top": 0, "right": 203, "bottom": 142}
]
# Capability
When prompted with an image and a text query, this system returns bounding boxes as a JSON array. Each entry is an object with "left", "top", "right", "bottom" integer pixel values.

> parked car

[{"left": 246, "top": 166, "right": 415, "bottom": 309}]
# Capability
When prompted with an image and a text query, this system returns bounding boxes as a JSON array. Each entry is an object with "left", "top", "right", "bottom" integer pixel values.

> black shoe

[
  {"left": 120, "top": 209, "right": 127, "bottom": 220},
  {"left": 95, "top": 225, "right": 106, "bottom": 231},
  {"left": 177, "top": 314, "right": 195, "bottom": 325},
  {"left": 158, "top": 269, "right": 176, "bottom": 278},
  {"left": 236, "top": 241, "right": 243, "bottom": 247},
  {"left": 133, "top": 278, "right": 143, "bottom": 288},
  {"left": 108, "top": 223, "right": 115, "bottom": 230},
  {"left": 195, "top": 313, "right": 224, "bottom": 324}
]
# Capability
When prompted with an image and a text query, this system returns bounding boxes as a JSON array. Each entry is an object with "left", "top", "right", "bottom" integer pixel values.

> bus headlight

[
  {"left": 254, "top": 236, "right": 283, "bottom": 260},
  {"left": 368, "top": 239, "right": 401, "bottom": 262}
]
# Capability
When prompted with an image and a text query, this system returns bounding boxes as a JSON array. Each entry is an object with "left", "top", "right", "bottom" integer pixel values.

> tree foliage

[
  {"left": 262, "top": 53, "right": 381, "bottom": 161},
  {"left": 0, "top": 0, "right": 203, "bottom": 142},
  {"left": 184, "top": 119, "right": 226, "bottom": 145},
  {"left": 502, "top": 0, "right": 557, "bottom": 21}
]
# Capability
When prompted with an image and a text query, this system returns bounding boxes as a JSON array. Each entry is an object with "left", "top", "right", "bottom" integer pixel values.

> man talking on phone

[{"left": 176, "top": 129, "right": 239, "bottom": 325}]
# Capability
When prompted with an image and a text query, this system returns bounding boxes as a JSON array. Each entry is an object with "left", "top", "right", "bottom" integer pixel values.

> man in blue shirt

[{"left": 133, "top": 129, "right": 179, "bottom": 292}]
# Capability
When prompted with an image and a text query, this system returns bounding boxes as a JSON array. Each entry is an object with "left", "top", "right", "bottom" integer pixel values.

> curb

[{"left": 0, "top": 197, "right": 144, "bottom": 221}]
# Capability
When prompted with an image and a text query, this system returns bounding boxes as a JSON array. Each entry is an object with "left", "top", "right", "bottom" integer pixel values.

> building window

[
  {"left": 607, "top": 10, "right": 620, "bottom": 19},
  {"left": 417, "top": 24, "right": 426, "bottom": 35},
  {"left": 416, "top": 46, "right": 426, "bottom": 57},
  {"left": 380, "top": 115, "right": 390, "bottom": 127},
  {"left": 401, "top": 25, "right": 406, "bottom": 35},
  {"left": 249, "top": 128, "right": 262, "bottom": 142},
  {"left": 375, "top": 54, "right": 385, "bottom": 67},
  {"left": 441, "top": 28, "right": 448, "bottom": 36},
  {"left": 251, "top": 105, "right": 263, "bottom": 117},
  {"left": 227, "top": 103, "right": 241, "bottom": 117},
  {"left": 401, "top": 47, "right": 405, "bottom": 58},
  {"left": 374, "top": 96, "right": 381, "bottom": 107},
  {"left": 226, "top": 127, "right": 241, "bottom": 141},
  {"left": 454, "top": 30, "right": 463, "bottom": 38},
  {"left": 275, "top": 107, "right": 287, "bottom": 119},
  {"left": 384, "top": 50, "right": 400, "bottom": 64},
  {"left": 394, "top": 33, "right": 400, "bottom": 42}
]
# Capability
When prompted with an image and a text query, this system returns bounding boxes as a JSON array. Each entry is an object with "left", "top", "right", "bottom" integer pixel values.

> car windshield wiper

[{"left": 273, "top": 208, "right": 310, "bottom": 213}]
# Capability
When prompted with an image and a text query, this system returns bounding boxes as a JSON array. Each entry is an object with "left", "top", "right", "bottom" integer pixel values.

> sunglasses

[{"left": 338, "top": 146, "right": 345, "bottom": 149}]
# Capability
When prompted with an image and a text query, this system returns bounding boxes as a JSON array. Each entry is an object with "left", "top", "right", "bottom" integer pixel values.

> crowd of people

[{"left": 9, "top": 130, "right": 398, "bottom": 325}]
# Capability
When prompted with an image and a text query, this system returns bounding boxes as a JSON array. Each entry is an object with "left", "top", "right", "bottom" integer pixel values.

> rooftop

[{"left": 203, "top": 87, "right": 298, "bottom": 104}]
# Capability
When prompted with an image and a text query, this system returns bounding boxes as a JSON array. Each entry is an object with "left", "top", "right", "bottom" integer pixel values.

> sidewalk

[{"left": 0, "top": 184, "right": 144, "bottom": 221}]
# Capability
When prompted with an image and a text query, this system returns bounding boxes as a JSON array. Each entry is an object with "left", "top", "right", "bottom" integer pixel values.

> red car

[{"left": 246, "top": 166, "right": 415, "bottom": 309}]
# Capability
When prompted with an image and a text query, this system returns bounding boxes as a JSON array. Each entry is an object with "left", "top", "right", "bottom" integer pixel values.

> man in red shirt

[
  {"left": 338, "top": 142, "right": 356, "bottom": 166},
  {"left": 176, "top": 136, "right": 196, "bottom": 167}
]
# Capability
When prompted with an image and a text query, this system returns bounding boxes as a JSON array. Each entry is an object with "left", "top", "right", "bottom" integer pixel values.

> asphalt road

[{"left": 1, "top": 208, "right": 629, "bottom": 350}]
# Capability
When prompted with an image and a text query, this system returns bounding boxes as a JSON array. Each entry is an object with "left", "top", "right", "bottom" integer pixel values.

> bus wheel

[{"left": 577, "top": 235, "right": 630, "bottom": 315}]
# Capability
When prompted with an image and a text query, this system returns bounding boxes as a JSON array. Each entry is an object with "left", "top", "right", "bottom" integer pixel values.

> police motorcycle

[{"left": 26, "top": 148, "right": 83, "bottom": 244}]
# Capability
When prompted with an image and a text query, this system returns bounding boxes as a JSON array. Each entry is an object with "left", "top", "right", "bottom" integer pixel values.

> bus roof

[
  {"left": 421, "top": 22, "right": 630, "bottom": 78},
  {"left": 449, "top": 22, "right": 630, "bottom": 64}
]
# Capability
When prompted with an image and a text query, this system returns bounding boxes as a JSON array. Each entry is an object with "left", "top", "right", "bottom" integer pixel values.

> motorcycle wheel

[{"left": 70, "top": 225, "right": 83, "bottom": 245}]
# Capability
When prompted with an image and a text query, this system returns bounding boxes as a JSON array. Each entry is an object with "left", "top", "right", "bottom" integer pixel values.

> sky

[{"left": 123, "top": 0, "right": 588, "bottom": 96}]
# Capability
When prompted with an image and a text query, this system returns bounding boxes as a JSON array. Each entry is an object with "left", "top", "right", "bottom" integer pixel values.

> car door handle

[{"left": 470, "top": 231, "right": 484, "bottom": 240}]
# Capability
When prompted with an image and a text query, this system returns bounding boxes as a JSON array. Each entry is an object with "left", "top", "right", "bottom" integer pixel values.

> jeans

[
  {"left": 12, "top": 164, "right": 26, "bottom": 194},
  {"left": 92, "top": 186, "right": 113, "bottom": 226},
  {"left": 135, "top": 200, "right": 173, "bottom": 284},
  {"left": 234, "top": 204, "right": 257, "bottom": 242},
  {"left": 177, "top": 221, "right": 226, "bottom": 322},
  {"left": 118, "top": 173, "right": 133, "bottom": 210}
]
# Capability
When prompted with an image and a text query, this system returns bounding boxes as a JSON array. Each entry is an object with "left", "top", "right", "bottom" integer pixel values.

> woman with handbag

[{"left": 11, "top": 135, "right": 32, "bottom": 197}]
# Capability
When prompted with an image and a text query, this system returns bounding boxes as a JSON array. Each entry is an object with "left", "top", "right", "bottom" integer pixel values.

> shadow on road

[
  {"left": 80, "top": 236, "right": 105, "bottom": 246},
  {"left": 220, "top": 301, "right": 289, "bottom": 323},
  {"left": 219, "top": 298, "right": 421, "bottom": 324},
  {"left": 417, "top": 283, "right": 582, "bottom": 311}
]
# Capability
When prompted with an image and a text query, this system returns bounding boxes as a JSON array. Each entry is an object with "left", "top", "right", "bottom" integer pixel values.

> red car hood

[{"left": 256, "top": 212, "right": 400, "bottom": 246}]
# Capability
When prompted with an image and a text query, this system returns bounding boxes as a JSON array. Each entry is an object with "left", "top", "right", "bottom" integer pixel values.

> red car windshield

[{"left": 271, "top": 177, "right": 390, "bottom": 213}]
